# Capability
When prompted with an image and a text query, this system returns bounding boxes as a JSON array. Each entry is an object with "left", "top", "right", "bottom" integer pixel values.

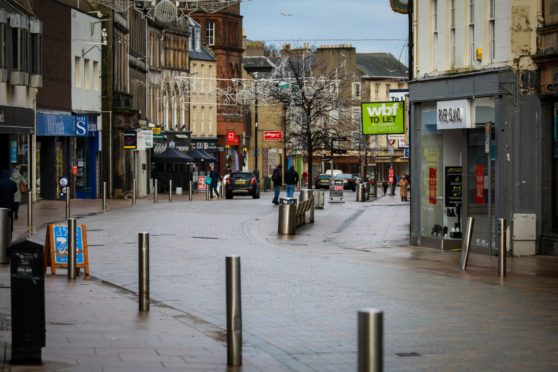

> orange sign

[{"left": 263, "top": 131, "right": 283, "bottom": 141}]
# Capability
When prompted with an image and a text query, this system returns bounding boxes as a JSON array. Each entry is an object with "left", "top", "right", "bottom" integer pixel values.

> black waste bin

[{"left": 9, "top": 238, "right": 45, "bottom": 364}]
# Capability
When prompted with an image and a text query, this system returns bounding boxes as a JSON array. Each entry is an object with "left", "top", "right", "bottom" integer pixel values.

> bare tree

[{"left": 265, "top": 48, "right": 356, "bottom": 186}]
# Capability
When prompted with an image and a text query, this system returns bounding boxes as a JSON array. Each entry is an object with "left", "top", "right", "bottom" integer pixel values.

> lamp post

[{"left": 254, "top": 73, "right": 259, "bottom": 179}]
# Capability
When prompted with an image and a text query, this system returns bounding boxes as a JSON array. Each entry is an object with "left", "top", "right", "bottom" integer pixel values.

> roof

[
  {"left": 243, "top": 56, "right": 275, "bottom": 79},
  {"left": 189, "top": 43, "right": 216, "bottom": 62},
  {"left": 355, "top": 53, "right": 408, "bottom": 79}
]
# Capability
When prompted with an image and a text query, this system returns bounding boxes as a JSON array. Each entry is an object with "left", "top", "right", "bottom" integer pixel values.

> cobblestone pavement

[{"left": 16, "top": 190, "right": 557, "bottom": 371}]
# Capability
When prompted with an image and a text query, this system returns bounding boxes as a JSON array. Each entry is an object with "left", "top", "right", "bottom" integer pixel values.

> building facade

[
  {"left": 0, "top": 0, "right": 41, "bottom": 200},
  {"left": 409, "top": 0, "right": 540, "bottom": 254}
]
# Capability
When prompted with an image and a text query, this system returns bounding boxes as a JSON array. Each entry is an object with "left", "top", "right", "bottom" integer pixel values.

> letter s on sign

[{"left": 75, "top": 121, "right": 87, "bottom": 136}]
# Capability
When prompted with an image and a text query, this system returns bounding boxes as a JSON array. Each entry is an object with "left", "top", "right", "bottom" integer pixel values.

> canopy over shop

[{"left": 152, "top": 147, "right": 193, "bottom": 192}]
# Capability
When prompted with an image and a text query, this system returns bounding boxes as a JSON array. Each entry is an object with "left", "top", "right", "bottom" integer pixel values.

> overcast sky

[{"left": 241, "top": 0, "right": 409, "bottom": 64}]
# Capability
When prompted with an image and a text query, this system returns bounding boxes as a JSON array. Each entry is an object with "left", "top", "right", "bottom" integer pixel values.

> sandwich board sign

[{"left": 44, "top": 224, "right": 89, "bottom": 276}]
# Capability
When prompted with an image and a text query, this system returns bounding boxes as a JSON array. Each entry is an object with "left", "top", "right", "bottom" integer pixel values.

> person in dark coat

[
  {"left": 271, "top": 165, "right": 282, "bottom": 205},
  {"left": 285, "top": 166, "right": 299, "bottom": 198},
  {"left": 0, "top": 169, "right": 18, "bottom": 233},
  {"left": 209, "top": 163, "right": 220, "bottom": 198}
]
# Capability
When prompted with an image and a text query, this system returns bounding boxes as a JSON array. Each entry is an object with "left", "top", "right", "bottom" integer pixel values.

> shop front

[
  {"left": 36, "top": 112, "right": 99, "bottom": 199},
  {"left": 410, "top": 70, "right": 541, "bottom": 255},
  {"left": 0, "top": 106, "right": 34, "bottom": 183}
]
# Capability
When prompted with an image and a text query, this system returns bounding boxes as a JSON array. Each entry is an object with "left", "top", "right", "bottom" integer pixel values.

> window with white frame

[
  {"left": 201, "top": 106, "right": 205, "bottom": 133},
  {"left": 206, "top": 21, "right": 215, "bottom": 46},
  {"left": 450, "top": 0, "right": 456, "bottom": 68},
  {"left": 84, "top": 59, "right": 91, "bottom": 89},
  {"left": 200, "top": 64, "right": 205, "bottom": 93},
  {"left": 352, "top": 82, "right": 361, "bottom": 100},
  {"left": 469, "top": 0, "right": 475, "bottom": 64},
  {"left": 195, "top": 28, "right": 200, "bottom": 52},
  {"left": 489, "top": 0, "right": 495, "bottom": 62},
  {"left": 432, "top": 0, "right": 438, "bottom": 71},
  {"left": 75, "top": 56, "right": 82, "bottom": 88},
  {"left": 180, "top": 96, "right": 185, "bottom": 129}
]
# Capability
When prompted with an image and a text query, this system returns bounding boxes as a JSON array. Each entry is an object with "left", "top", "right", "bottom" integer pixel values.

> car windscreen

[
  {"left": 318, "top": 175, "right": 330, "bottom": 180},
  {"left": 230, "top": 173, "right": 252, "bottom": 180},
  {"left": 335, "top": 174, "right": 352, "bottom": 179}
]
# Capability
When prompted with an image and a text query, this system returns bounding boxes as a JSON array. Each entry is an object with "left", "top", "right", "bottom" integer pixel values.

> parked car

[
  {"left": 333, "top": 173, "right": 359, "bottom": 191},
  {"left": 225, "top": 171, "right": 260, "bottom": 199},
  {"left": 315, "top": 174, "right": 331, "bottom": 189}
]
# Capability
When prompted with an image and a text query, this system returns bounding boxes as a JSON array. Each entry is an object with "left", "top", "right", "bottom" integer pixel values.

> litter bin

[
  {"left": 299, "top": 189, "right": 314, "bottom": 223},
  {"left": 356, "top": 183, "right": 366, "bottom": 202},
  {"left": 315, "top": 190, "right": 325, "bottom": 209},
  {"left": 0, "top": 208, "right": 11, "bottom": 264},
  {"left": 9, "top": 238, "right": 46, "bottom": 364},
  {"left": 278, "top": 197, "right": 297, "bottom": 235},
  {"left": 264, "top": 177, "right": 271, "bottom": 192},
  {"left": 369, "top": 182, "right": 377, "bottom": 198}
]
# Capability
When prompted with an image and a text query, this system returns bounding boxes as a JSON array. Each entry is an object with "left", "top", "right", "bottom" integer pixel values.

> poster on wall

[
  {"left": 475, "top": 164, "right": 485, "bottom": 204},
  {"left": 429, "top": 168, "right": 437, "bottom": 205},
  {"left": 445, "top": 167, "right": 462, "bottom": 207}
]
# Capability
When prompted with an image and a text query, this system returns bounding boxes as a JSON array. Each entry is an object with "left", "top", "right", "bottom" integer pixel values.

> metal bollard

[
  {"left": 278, "top": 198, "right": 297, "bottom": 235},
  {"left": 132, "top": 178, "right": 137, "bottom": 206},
  {"left": 315, "top": 189, "right": 325, "bottom": 209},
  {"left": 498, "top": 218, "right": 507, "bottom": 278},
  {"left": 358, "top": 308, "right": 383, "bottom": 372},
  {"left": 189, "top": 180, "right": 193, "bottom": 201},
  {"left": 27, "top": 189, "right": 34, "bottom": 236},
  {"left": 299, "top": 189, "right": 314, "bottom": 224},
  {"left": 221, "top": 181, "right": 226, "bottom": 199},
  {"left": 154, "top": 179, "right": 158, "bottom": 203},
  {"left": 226, "top": 256, "right": 242, "bottom": 366},
  {"left": 460, "top": 217, "right": 475, "bottom": 271},
  {"left": 206, "top": 186, "right": 210, "bottom": 200},
  {"left": 138, "top": 232, "right": 149, "bottom": 312},
  {"left": 65, "top": 190, "right": 70, "bottom": 219},
  {"left": 169, "top": 180, "right": 173, "bottom": 203},
  {"left": 102, "top": 181, "right": 107, "bottom": 212},
  {"left": 0, "top": 208, "right": 11, "bottom": 264},
  {"left": 67, "top": 218, "right": 77, "bottom": 280}
]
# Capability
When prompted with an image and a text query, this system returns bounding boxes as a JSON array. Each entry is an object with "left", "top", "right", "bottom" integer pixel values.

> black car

[{"left": 225, "top": 172, "right": 260, "bottom": 199}]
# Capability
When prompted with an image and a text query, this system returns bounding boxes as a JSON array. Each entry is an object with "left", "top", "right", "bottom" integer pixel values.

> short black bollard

[
  {"left": 138, "top": 232, "right": 149, "bottom": 311},
  {"left": 67, "top": 218, "right": 77, "bottom": 280},
  {"left": 169, "top": 179, "right": 173, "bottom": 203},
  {"left": 102, "top": 181, "right": 107, "bottom": 211},
  {"left": 499, "top": 218, "right": 507, "bottom": 277},
  {"left": 358, "top": 308, "right": 383, "bottom": 372},
  {"left": 226, "top": 255, "right": 242, "bottom": 366},
  {"left": 154, "top": 179, "right": 158, "bottom": 203}
]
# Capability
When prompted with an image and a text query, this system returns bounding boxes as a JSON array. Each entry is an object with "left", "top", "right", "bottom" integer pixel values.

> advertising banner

[
  {"left": 475, "top": 164, "right": 485, "bottom": 204},
  {"left": 361, "top": 101, "right": 405, "bottom": 135},
  {"left": 429, "top": 167, "right": 437, "bottom": 205},
  {"left": 263, "top": 131, "right": 283, "bottom": 141}
]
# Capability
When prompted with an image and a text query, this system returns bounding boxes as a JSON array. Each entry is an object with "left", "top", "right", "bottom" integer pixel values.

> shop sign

[
  {"left": 124, "top": 130, "right": 137, "bottom": 150},
  {"left": 475, "top": 164, "right": 485, "bottom": 204},
  {"left": 152, "top": 127, "right": 164, "bottom": 140},
  {"left": 74, "top": 115, "right": 97, "bottom": 137},
  {"left": 429, "top": 168, "right": 437, "bottom": 205},
  {"left": 197, "top": 176, "right": 208, "bottom": 191},
  {"left": 226, "top": 131, "right": 239, "bottom": 146},
  {"left": 361, "top": 101, "right": 405, "bottom": 135},
  {"left": 263, "top": 131, "right": 283, "bottom": 141},
  {"left": 445, "top": 167, "right": 462, "bottom": 207},
  {"left": 136, "top": 130, "right": 153, "bottom": 151},
  {"left": 388, "top": 167, "right": 395, "bottom": 184},
  {"left": 436, "top": 99, "right": 473, "bottom": 130}
]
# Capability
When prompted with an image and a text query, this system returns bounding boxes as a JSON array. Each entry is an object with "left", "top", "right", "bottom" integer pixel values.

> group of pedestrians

[
  {"left": 0, "top": 163, "right": 27, "bottom": 232},
  {"left": 271, "top": 165, "right": 299, "bottom": 205},
  {"left": 381, "top": 174, "right": 409, "bottom": 202}
]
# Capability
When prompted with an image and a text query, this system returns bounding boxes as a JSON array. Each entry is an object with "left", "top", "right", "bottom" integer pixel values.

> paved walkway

[{"left": 1, "top": 190, "right": 558, "bottom": 371}]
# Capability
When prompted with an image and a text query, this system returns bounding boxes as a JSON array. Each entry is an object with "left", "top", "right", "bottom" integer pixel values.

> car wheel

[{"left": 226, "top": 193, "right": 233, "bottom": 199}]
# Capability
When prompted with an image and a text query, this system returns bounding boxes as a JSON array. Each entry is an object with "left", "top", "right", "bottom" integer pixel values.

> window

[
  {"left": 75, "top": 56, "right": 82, "bottom": 88},
  {"left": 84, "top": 59, "right": 91, "bottom": 89},
  {"left": 201, "top": 106, "right": 205, "bottom": 132},
  {"left": 386, "top": 83, "right": 391, "bottom": 97},
  {"left": 374, "top": 83, "right": 380, "bottom": 99},
  {"left": 0, "top": 23, "right": 5, "bottom": 69},
  {"left": 489, "top": 0, "right": 495, "bottom": 62},
  {"left": 352, "top": 82, "right": 361, "bottom": 99},
  {"left": 450, "top": 0, "right": 456, "bottom": 67},
  {"left": 432, "top": 0, "right": 438, "bottom": 71},
  {"left": 206, "top": 21, "right": 215, "bottom": 46},
  {"left": 93, "top": 61, "right": 100, "bottom": 90},
  {"left": 195, "top": 28, "right": 200, "bottom": 52},
  {"left": 469, "top": 0, "right": 475, "bottom": 64}
]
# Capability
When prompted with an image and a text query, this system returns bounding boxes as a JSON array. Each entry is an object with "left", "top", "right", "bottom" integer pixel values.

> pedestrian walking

[
  {"left": 0, "top": 169, "right": 17, "bottom": 233},
  {"left": 271, "top": 165, "right": 282, "bottom": 205},
  {"left": 208, "top": 163, "right": 220, "bottom": 198},
  {"left": 399, "top": 175, "right": 409, "bottom": 202},
  {"left": 10, "top": 163, "right": 27, "bottom": 219},
  {"left": 285, "top": 166, "right": 299, "bottom": 198},
  {"left": 382, "top": 180, "right": 388, "bottom": 196}
]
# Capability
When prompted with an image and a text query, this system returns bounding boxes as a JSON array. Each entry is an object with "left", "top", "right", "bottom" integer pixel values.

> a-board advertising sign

[
  {"left": 44, "top": 224, "right": 89, "bottom": 275},
  {"left": 197, "top": 176, "right": 208, "bottom": 191},
  {"left": 361, "top": 101, "right": 405, "bottom": 135},
  {"left": 445, "top": 167, "right": 463, "bottom": 207}
]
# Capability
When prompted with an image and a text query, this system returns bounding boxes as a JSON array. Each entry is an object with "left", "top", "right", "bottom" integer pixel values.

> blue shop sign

[{"left": 37, "top": 113, "right": 98, "bottom": 137}]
